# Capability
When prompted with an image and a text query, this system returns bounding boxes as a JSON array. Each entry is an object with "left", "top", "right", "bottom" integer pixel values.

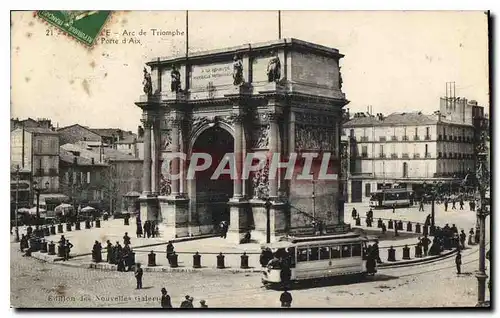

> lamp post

[
  {"left": 33, "top": 180, "right": 49, "bottom": 225},
  {"left": 14, "top": 165, "right": 20, "bottom": 242},
  {"left": 311, "top": 180, "right": 316, "bottom": 219},
  {"left": 423, "top": 181, "right": 440, "bottom": 235},
  {"left": 264, "top": 198, "right": 272, "bottom": 244}
]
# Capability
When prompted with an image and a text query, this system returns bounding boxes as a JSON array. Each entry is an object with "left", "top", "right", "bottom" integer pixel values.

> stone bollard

[
  {"left": 48, "top": 242, "right": 56, "bottom": 255},
  {"left": 193, "top": 252, "right": 202, "bottom": 268},
  {"left": 240, "top": 252, "right": 249, "bottom": 269},
  {"left": 388, "top": 220, "right": 394, "bottom": 229},
  {"left": 406, "top": 221, "right": 413, "bottom": 232},
  {"left": 96, "top": 219, "right": 101, "bottom": 228},
  {"left": 355, "top": 217, "right": 361, "bottom": 226},
  {"left": 397, "top": 221, "right": 403, "bottom": 231},
  {"left": 43, "top": 227, "right": 50, "bottom": 237},
  {"left": 217, "top": 252, "right": 225, "bottom": 269},
  {"left": 148, "top": 251, "right": 156, "bottom": 267},
  {"left": 414, "top": 244, "right": 423, "bottom": 258},
  {"left": 57, "top": 224, "right": 63, "bottom": 234},
  {"left": 402, "top": 245, "right": 411, "bottom": 260},
  {"left": 415, "top": 223, "right": 421, "bottom": 234},
  {"left": 387, "top": 246, "right": 396, "bottom": 262},
  {"left": 50, "top": 225, "right": 56, "bottom": 235},
  {"left": 40, "top": 240, "right": 48, "bottom": 253},
  {"left": 170, "top": 252, "right": 179, "bottom": 268},
  {"left": 57, "top": 245, "right": 64, "bottom": 257}
]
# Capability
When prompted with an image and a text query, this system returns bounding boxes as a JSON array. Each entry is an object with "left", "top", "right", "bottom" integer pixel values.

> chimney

[{"left": 91, "top": 158, "right": 95, "bottom": 165}]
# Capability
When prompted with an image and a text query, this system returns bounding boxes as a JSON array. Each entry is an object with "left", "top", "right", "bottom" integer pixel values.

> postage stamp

[{"left": 36, "top": 10, "right": 111, "bottom": 46}]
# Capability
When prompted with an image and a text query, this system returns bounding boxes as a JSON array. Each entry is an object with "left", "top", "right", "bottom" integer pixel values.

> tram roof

[{"left": 277, "top": 232, "right": 363, "bottom": 244}]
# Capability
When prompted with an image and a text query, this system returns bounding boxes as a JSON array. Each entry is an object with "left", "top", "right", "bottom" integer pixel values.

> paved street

[{"left": 10, "top": 239, "right": 489, "bottom": 308}]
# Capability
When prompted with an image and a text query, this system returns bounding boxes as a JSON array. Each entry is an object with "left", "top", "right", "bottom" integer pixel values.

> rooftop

[
  {"left": 61, "top": 143, "right": 139, "bottom": 162},
  {"left": 14, "top": 126, "right": 59, "bottom": 134},
  {"left": 344, "top": 111, "right": 473, "bottom": 127}
]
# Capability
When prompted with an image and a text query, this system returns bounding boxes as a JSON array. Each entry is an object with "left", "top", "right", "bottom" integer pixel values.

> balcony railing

[
  {"left": 379, "top": 153, "right": 386, "bottom": 158},
  {"left": 425, "top": 135, "right": 431, "bottom": 140},
  {"left": 391, "top": 153, "right": 398, "bottom": 159},
  {"left": 391, "top": 136, "right": 397, "bottom": 141},
  {"left": 413, "top": 135, "right": 420, "bottom": 141},
  {"left": 379, "top": 136, "right": 386, "bottom": 142},
  {"left": 402, "top": 153, "right": 409, "bottom": 159},
  {"left": 413, "top": 153, "right": 421, "bottom": 159},
  {"left": 402, "top": 136, "right": 409, "bottom": 141}
]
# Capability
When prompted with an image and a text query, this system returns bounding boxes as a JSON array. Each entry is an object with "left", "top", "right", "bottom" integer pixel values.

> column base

[
  {"left": 139, "top": 195, "right": 158, "bottom": 222},
  {"left": 158, "top": 196, "right": 189, "bottom": 239},
  {"left": 227, "top": 199, "right": 250, "bottom": 244},
  {"left": 248, "top": 199, "right": 288, "bottom": 244}
]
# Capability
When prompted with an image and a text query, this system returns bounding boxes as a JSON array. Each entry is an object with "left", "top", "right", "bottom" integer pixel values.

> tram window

[
  {"left": 319, "top": 247, "right": 330, "bottom": 260},
  {"left": 341, "top": 245, "right": 352, "bottom": 258},
  {"left": 331, "top": 246, "right": 341, "bottom": 258},
  {"left": 289, "top": 247, "right": 296, "bottom": 267},
  {"left": 297, "top": 248, "right": 308, "bottom": 262},
  {"left": 308, "top": 247, "right": 319, "bottom": 261},
  {"left": 352, "top": 244, "right": 362, "bottom": 257}
]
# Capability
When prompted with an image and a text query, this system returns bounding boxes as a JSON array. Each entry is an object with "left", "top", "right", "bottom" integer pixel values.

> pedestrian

[
  {"left": 419, "top": 199, "right": 424, "bottom": 212},
  {"left": 392, "top": 203, "right": 396, "bottom": 213},
  {"left": 123, "top": 232, "right": 131, "bottom": 246},
  {"left": 394, "top": 224, "right": 399, "bottom": 237},
  {"left": 135, "top": 263, "right": 143, "bottom": 289},
  {"left": 199, "top": 300, "right": 208, "bottom": 308},
  {"left": 381, "top": 222, "right": 387, "bottom": 235},
  {"left": 468, "top": 228, "right": 475, "bottom": 245},
  {"left": 106, "top": 240, "right": 113, "bottom": 263},
  {"left": 150, "top": 221, "right": 156, "bottom": 238},
  {"left": 372, "top": 241, "right": 382, "bottom": 263},
  {"left": 452, "top": 200, "right": 456, "bottom": 210},
  {"left": 280, "top": 289, "right": 293, "bottom": 308},
  {"left": 351, "top": 207, "right": 357, "bottom": 219},
  {"left": 471, "top": 200, "right": 476, "bottom": 211},
  {"left": 421, "top": 235, "right": 431, "bottom": 256},
  {"left": 459, "top": 230, "right": 466, "bottom": 249},
  {"left": 117, "top": 253, "right": 126, "bottom": 272},
  {"left": 166, "top": 241, "right": 174, "bottom": 263},
  {"left": 26, "top": 225, "right": 33, "bottom": 238},
  {"left": 144, "top": 221, "right": 150, "bottom": 238},
  {"left": 64, "top": 240, "right": 73, "bottom": 261},
  {"left": 455, "top": 251, "right": 462, "bottom": 275},
  {"left": 180, "top": 295, "right": 194, "bottom": 308},
  {"left": 136, "top": 219, "right": 143, "bottom": 238},
  {"left": 444, "top": 199, "right": 448, "bottom": 211},
  {"left": 160, "top": 288, "right": 172, "bottom": 308}
]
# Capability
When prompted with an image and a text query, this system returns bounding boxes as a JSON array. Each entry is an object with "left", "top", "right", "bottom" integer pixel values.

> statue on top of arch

[
  {"left": 143, "top": 67, "right": 153, "bottom": 96},
  {"left": 232, "top": 55, "right": 244, "bottom": 86},
  {"left": 171, "top": 65, "right": 182, "bottom": 93},
  {"left": 267, "top": 51, "right": 281, "bottom": 83}
]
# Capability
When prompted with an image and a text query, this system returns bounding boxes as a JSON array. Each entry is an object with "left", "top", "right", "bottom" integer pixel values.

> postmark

[{"left": 36, "top": 11, "right": 111, "bottom": 47}]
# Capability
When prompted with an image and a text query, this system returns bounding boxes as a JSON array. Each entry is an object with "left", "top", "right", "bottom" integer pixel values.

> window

[
  {"left": 341, "top": 245, "right": 352, "bottom": 258},
  {"left": 426, "top": 127, "right": 430, "bottom": 136},
  {"left": 297, "top": 248, "right": 308, "bottom": 262},
  {"left": 403, "top": 162, "right": 408, "bottom": 178},
  {"left": 352, "top": 244, "right": 362, "bottom": 257},
  {"left": 349, "top": 129, "right": 354, "bottom": 138},
  {"left": 415, "top": 127, "right": 418, "bottom": 136},
  {"left": 380, "top": 145, "right": 384, "bottom": 155},
  {"left": 308, "top": 247, "right": 319, "bottom": 261},
  {"left": 365, "top": 183, "right": 371, "bottom": 197},
  {"left": 319, "top": 247, "right": 330, "bottom": 260},
  {"left": 87, "top": 171, "right": 91, "bottom": 184},
  {"left": 425, "top": 144, "right": 429, "bottom": 157},
  {"left": 361, "top": 146, "right": 368, "bottom": 158},
  {"left": 128, "top": 144, "right": 132, "bottom": 149},
  {"left": 330, "top": 246, "right": 341, "bottom": 259},
  {"left": 80, "top": 172, "right": 84, "bottom": 185},
  {"left": 36, "top": 140, "right": 43, "bottom": 153}
]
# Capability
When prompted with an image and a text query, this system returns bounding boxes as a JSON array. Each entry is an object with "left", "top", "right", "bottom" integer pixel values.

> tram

[
  {"left": 261, "top": 232, "right": 377, "bottom": 287},
  {"left": 369, "top": 188, "right": 413, "bottom": 208}
]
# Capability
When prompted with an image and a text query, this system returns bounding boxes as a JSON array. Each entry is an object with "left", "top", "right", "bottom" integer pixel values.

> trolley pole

[
  {"left": 312, "top": 180, "right": 316, "bottom": 219},
  {"left": 15, "top": 165, "right": 20, "bottom": 242}
]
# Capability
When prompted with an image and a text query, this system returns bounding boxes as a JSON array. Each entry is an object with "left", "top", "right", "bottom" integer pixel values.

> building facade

[
  {"left": 343, "top": 108, "right": 478, "bottom": 202},
  {"left": 11, "top": 127, "right": 60, "bottom": 194},
  {"left": 136, "top": 38, "right": 348, "bottom": 243}
]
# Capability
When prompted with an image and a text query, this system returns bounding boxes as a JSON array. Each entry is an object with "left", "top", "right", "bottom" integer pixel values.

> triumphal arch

[{"left": 135, "top": 38, "right": 349, "bottom": 243}]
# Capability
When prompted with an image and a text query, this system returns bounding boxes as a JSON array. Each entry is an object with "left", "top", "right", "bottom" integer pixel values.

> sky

[{"left": 11, "top": 11, "right": 489, "bottom": 132}]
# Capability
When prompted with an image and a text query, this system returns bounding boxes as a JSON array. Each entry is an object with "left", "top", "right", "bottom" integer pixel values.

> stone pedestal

[
  {"left": 159, "top": 196, "right": 189, "bottom": 239},
  {"left": 249, "top": 199, "right": 288, "bottom": 243},
  {"left": 227, "top": 199, "right": 250, "bottom": 244},
  {"left": 139, "top": 195, "right": 158, "bottom": 222}
]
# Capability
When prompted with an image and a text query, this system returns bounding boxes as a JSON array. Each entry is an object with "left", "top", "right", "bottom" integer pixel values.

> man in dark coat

[
  {"left": 455, "top": 251, "right": 462, "bottom": 274},
  {"left": 123, "top": 232, "right": 131, "bottom": 246},
  {"left": 114, "top": 242, "right": 122, "bottom": 265},
  {"left": 351, "top": 207, "right": 357, "bottom": 219},
  {"left": 280, "top": 289, "right": 293, "bottom": 308},
  {"left": 372, "top": 241, "right": 382, "bottom": 263},
  {"left": 444, "top": 199, "right": 449, "bottom": 211},
  {"left": 419, "top": 199, "right": 425, "bottom": 212},
  {"left": 135, "top": 263, "right": 143, "bottom": 289},
  {"left": 459, "top": 198, "right": 464, "bottom": 210},
  {"left": 64, "top": 240, "right": 73, "bottom": 261},
  {"left": 92, "top": 240, "right": 100, "bottom": 262},
  {"left": 160, "top": 288, "right": 172, "bottom": 308},
  {"left": 166, "top": 241, "right": 175, "bottom": 262},
  {"left": 26, "top": 225, "right": 33, "bottom": 238},
  {"left": 459, "top": 230, "right": 467, "bottom": 250},
  {"left": 145, "top": 221, "right": 151, "bottom": 238},
  {"left": 421, "top": 235, "right": 431, "bottom": 256},
  {"left": 180, "top": 295, "right": 194, "bottom": 308},
  {"left": 136, "top": 219, "right": 143, "bottom": 238},
  {"left": 106, "top": 240, "right": 113, "bottom": 263}
]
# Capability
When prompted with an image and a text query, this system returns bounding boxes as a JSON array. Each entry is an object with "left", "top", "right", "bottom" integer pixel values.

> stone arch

[{"left": 188, "top": 120, "right": 235, "bottom": 157}]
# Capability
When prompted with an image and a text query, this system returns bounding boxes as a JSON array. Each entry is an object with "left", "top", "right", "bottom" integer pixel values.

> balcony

[
  {"left": 402, "top": 153, "right": 409, "bottom": 159},
  {"left": 413, "top": 153, "right": 421, "bottom": 159},
  {"left": 425, "top": 135, "right": 431, "bottom": 141},
  {"left": 379, "top": 136, "right": 386, "bottom": 142},
  {"left": 379, "top": 153, "right": 386, "bottom": 158},
  {"left": 402, "top": 136, "right": 409, "bottom": 141},
  {"left": 391, "top": 136, "right": 398, "bottom": 141},
  {"left": 413, "top": 135, "right": 420, "bottom": 141},
  {"left": 425, "top": 153, "right": 431, "bottom": 158},
  {"left": 390, "top": 153, "right": 398, "bottom": 159},
  {"left": 361, "top": 153, "right": 368, "bottom": 158},
  {"left": 448, "top": 135, "right": 453, "bottom": 141},
  {"left": 360, "top": 136, "right": 369, "bottom": 142}
]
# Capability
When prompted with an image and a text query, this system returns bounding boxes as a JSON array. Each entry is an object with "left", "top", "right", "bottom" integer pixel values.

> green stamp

[{"left": 36, "top": 11, "right": 111, "bottom": 46}]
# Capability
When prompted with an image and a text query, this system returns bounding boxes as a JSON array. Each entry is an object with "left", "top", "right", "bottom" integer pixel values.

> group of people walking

[
  {"left": 57, "top": 235, "right": 73, "bottom": 260},
  {"left": 106, "top": 235, "right": 135, "bottom": 272},
  {"left": 136, "top": 219, "right": 159, "bottom": 238},
  {"left": 160, "top": 291, "right": 208, "bottom": 308}
]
